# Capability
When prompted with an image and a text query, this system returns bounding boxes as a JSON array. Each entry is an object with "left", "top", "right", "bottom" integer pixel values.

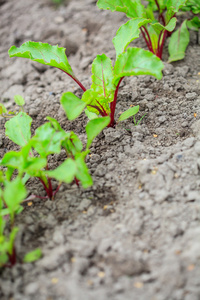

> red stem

[
  {"left": 108, "top": 77, "right": 124, "bottom": 127},
  {"left": 38, "top": 177, "right": 52, "bottom": 199},
  {"left": 8, "top": 246, "right": 16, "bottom": 266},
  {"left": 88, "top": 104, "right": 106, "bottom": 117},
  {"left": 59, "top": 69, "right": 87, "bottom": 92},
  {"left": 140, "top": 27, "right": 153, "bottom": 53}
]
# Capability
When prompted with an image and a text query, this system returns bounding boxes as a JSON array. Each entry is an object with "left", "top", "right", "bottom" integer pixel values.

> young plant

[
  {"left": 96, "top": 0, "right": 194, "bottom": 62},
  {"left": 0, "top": 170, "right": 26, "bottom": 267},
  {"left": 0, "top": 95, "right": 25, "bottom": 118},
  {"left": 1, "top": 112, "right": 109, "bottom": 200},
  {"left": 8, "top": 42, "right": 164, "bottom": 128}
]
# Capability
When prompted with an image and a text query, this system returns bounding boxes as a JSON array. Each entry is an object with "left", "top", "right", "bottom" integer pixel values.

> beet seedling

[
  {"left": 8, "top": 42, "right": 163, "bottom": 128},
  {"left": 96, "top": 0, "right": 195, "bottom": 62},
  {"left": 0, "top": 95, "right": 25, "bottom": 118},
  {"left": 1, "top": 112, "right": 109, "bottom": 200}
]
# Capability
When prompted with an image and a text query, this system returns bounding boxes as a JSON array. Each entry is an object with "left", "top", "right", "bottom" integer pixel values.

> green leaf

[
  {"left": 14, "top": 95, "right": 25, "bottom": 106},
  {"left": 4, "top": 178, "right": 26, "bottom": 221},
  {"left": 24, "top": 248, "right": 42, "bottom": 263},
  {"left": 91, "top": 54, "right": 115, "bottom": 99},
  {"left": 86, "top": 116, "right": 110, "bottom": 149},
  {"left": 113, "top": 18, "right": 151, "bottom": 58},
  {"left": 187, "top": 17, "right": 200, "bottom": 32},
  {"left": 0, "top": 103, "right": 7, "bottom": 114},
  {"left": 166, "top": 0, "right": 187, "bottom": 12},
  {"left": 97, "top": 0, "right": 145, "bottom": 18},
  {"left": 75, "top": 153, "right": 93, "bottom": 188},
  {"left": 82, "top": 89, "right": 110, "bottom": 116},
  {"left": 168, "top": 20, "right": 190, "bottom": 63},
  {"left": 45, "top": 159, "right": 77, "bottom": 183},
  {"left": 113, "top": 47, "right": 164, "bottom": 85},
  {"left": 60, "top": 92, "right": 86, "bottom": 120},
  {"left": 8, "top": 41, "right": 74, "bottom": 77},
  {"left": 151, "top": 17, "right": 177, "bottom": 34},
  {"left": 32, "top": 123, "right": 65, "bottom": 157},
  {"left": 46, "top": 116, "right": 64, "bottom": 132},
  {"left": 5, "top": 112, "right": 32, "bottom": 147},
  {"left": 85, "top": 109, "right": 98, "bottom": 120},
  {"left": 118, "top": 105, "right": 139, "bottom": 122},
  {"left": 62, "top": 132, "right": 83, "bottom": 157}
]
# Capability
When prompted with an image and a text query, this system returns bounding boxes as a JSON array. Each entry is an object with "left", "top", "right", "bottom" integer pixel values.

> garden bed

[{"left": 0, "top": 0, "right": 200, "bottom": 299}]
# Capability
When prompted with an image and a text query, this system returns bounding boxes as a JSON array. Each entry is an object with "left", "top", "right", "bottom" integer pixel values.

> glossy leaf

[
  {"left": 113, "top": 47, "right": 164, "bottom": 85},
  {"left": 45, "top": 158, "right": 77, "bottom": 183},
  {"left": 8, "top": 41, "right": 74, "bottom": 77},
  {"left": 97, "top": 0, "right": 145, "bottom": 18},
  {"left": 113, "top": 18, "right": 151, "bottom": 58},
  {"left": 118, "top": 105, "right": 139, "bottom": 122},
  {"left": 5, "top": 112, "right": 32, "bottom": 147},
  {"left": 168, "top": 20, "right": 190, "bottom": 63},
  {"left": 151, "top": 17, "right": 177, "bottom": 34},
  {"left": 86, "top": 116, "right": 110, "bottom": 149},
  {"left": 61, "top": 92, "right": 86, "bottom": 120}
]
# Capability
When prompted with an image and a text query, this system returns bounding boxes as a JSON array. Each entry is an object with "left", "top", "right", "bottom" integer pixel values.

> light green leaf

[
  {"left": 82, "top": 89, "right": 110, "bottom": 116},
  {"left": 113, "top": 18, "right": 151, "bottom": 58},
  {"left": 45, "top": 159, "right": 77, "bottom": 183},
  {"left": 151, "top": 17, "right": 177, "bottom": 34},
  {"left": 5, "top": 112, "right": 32, "bottom": 147},
  {"left": 114, "top": 47, "right": 164, "bottom": 85},
  {"left": 91, "top": 54, "right": 115, "bottom": 99},
  {"left": 24, "top": 248, "right": 42, "bottom": 263},
  {"left": 97, "top": 0, "right": 145, "bottom": 18},
  {"left": 118, "top": 105, "right": 139, "bottom": 122},
  {"left": 85, "top": 109, "right": 98, "bottom": 120},
  {"left": 187, "top": 17, "right": 200, "bottom": 32},
  {"left": 75, "top": 153, "right": 93, "bottom": 188},
  {"left": 61, "top": 92, "right": 86, "bottom": 120},
  {"left": 4, "top": 178, "right": 26, "bottom": 221},
  {"left": 62, "top": 132, "right": 83, "bottom": 157},
  {"left": 14, "top": 95, "right": 25, "bottom": 106},
  {"left": 8, "top": 41, "right": 74, "bottom": 77},
  {"left": 32, "top": 123, "right": 65, "bottom": 157},
  {"left": 86, "top": 116, "right": 110, "bottom": 149},
  {"left": 0, "top": 103, "right": 7, "bottom": 114},
  {"left": 168, "top": 20, "right": 190, "bottom": 63}
]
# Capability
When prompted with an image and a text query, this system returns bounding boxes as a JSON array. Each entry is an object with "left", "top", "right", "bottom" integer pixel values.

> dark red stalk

[
  {"left": 38, "top": 177, "right": 52, "bottom": 199},
  {"left": 8, "top": 246, "right": 17, "bottom": 266},
  {"left": 158, "top": 30, "right": 167, "bottom": 59},
  {"left": 59, "top": 69, "right": 87, "bottom": 92},
  {"left": 108, "top": 77, "right": 124, "bottom": 128},
  {"left": 140, "top": 27, "right": 153, "bottom": 53},
  {"left": 88, "top": 104, "right": 107, "bottom": 117},
  {"left": 75, "top": 177, "right": 80, "bottom": 187}
]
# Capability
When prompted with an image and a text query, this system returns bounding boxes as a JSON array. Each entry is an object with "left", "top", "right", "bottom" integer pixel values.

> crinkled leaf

[
  {"left": 24, "top": 248, "right": 42, "bottom": 263},
  {"left": 113, "top": 18, "right": 151, "bottom": 58},
  {"left": 8, "top": 41, "right": 74, "bottom": 77},
  {"left": 86, "top": 116, "right": 110, "bottom": 149},
  {"left": 75, "top": 152, "right": 93, "bottom": 188},
  {"left": 187, "top": 17, "right": 200, "bottom": 32},
  {"left": 14, "top": 95, "right": 25, "bottom": 106},
  {"left": 97, "top": 0, "right": 145, "bottom": 18},
  {"left": 61, "top": 92, "right": 86, "bottom": 120},
  {"left": 168, "top": 20, "right": 189, "bottom": 63},
  {"left": 114, "top": 48, "right": 164, "bottom": 85},
  {"left": 5, "top": 112, "right": 32, "bottom": 147},
  {"left": 45, "top": 158, "right": 77, "bottom": 183},
  {"left": 32, "top": 123, "right": 65, "bottom": 157},
  {"left": 118, "top": 105, "right": 139, "bottom": 122},
  {"left": 0, "top": 103, "right": 7, "bottom": 114}
]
